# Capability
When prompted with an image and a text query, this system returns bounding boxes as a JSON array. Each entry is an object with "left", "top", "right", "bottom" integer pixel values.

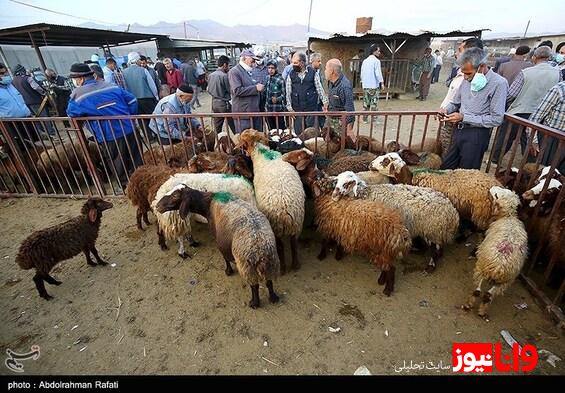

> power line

[{"left": 8, "top": 0, "right": 120, "bottom": 26}]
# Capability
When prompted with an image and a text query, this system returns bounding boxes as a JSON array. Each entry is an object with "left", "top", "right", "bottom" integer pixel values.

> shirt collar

[{"left": 329, "top": 73, "right": 344, "bottom": 87}]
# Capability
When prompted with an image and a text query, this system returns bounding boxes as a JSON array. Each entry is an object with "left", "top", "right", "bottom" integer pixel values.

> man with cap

[
  {"left": 360, "top": 44, "right": 384, "bottom": 123},
  {"left": 493, "top": 48, "right": 515, "bottom": 73},
  {"left": 149, "top": 84, "right": 203, "bottom": 145},
  {"left": 251, "top": 47, "right": 268, "bottom": 113},
  {"left": 11, "top": 64, "right": 48, "bottom": 118},
  {"left": 228, "top": 48, "right": 264, "bottom": 132},
  {"left": 66, "top": 63, "right": 141, "bottom": 187},
  {"left": 497, "top": 45, "right": 532, "bottom": 86},
  {"left": 122, "top": 52, "right": 159, "bottom": 137}
]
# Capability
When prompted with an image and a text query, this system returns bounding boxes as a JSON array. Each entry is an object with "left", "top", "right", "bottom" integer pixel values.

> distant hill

[{"left": 80, "top": 20, "right": 329, "bottom": 44}]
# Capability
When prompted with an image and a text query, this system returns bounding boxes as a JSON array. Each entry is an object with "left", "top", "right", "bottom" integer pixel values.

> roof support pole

[
  {"left": 0, "top": 45, "right": 12, "bottom": 75},
  {"left": 386, "top": 39, "right": 396, "bottom": 101},
  {"left": 28, "top": 32, "right": 47, "bottom": 71}
]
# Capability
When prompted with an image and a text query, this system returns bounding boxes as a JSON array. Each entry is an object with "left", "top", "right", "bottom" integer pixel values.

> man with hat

[
  {"left": 149, "top": 84, "right": 203, "bottom": 145},
  {"left": 228, "top": 48, "right": 265, "bottom": 132},
  {"left": 66, "top": 63, "right": 142, "bottom": 187}
]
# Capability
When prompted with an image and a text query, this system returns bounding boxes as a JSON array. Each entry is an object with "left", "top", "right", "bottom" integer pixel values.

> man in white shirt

[
  {"left": 360, "top": 44, "right": 384, "bottom": 123},
  {"left": 431, "top": 50, "right": 443, "bottom": 84}
]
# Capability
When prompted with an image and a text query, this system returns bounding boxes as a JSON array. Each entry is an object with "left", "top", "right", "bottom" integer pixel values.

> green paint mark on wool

[
  {"left": 411, "top": 168, "right": 448, "bottom": 176},
  {"left": 213, "top": 191, "right": 236, "bottom": 204},
  {"left": 257, "top": 144, "right": 281, "bottom": 160}
]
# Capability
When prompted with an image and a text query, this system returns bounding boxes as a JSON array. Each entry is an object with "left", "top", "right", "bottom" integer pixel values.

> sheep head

[
  {"left": 398, "top": 149, "right": 421, "bottom": 166},
  {"left": 236, "top": 129, "right": 270, "bottom": 153},
  {"left": 332, "top": 171, "right": 367, "bottom": 201},
  {"left": 282, "top": 148, "right": 314, "bottom": 172},
  {"left": 370, "top": 152, "right": 406, "bottom": 177},
  {"left": 222, "top": 155, "right": 254, "bottom": 180},
  {"left": 522, "top": 177, "right": 563, "bottom": 216},
  {"left": 81, "top": 197, "right": 113, "bottom": 223},
  {"left": 490, "top": 186, "right": 520, "bottom": 218}
]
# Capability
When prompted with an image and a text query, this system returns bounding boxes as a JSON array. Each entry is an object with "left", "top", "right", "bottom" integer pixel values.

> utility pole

[
  {"left": 518, "top": 20, "right": 530, "bottom": 45},
  {"left": 184, "top": 21, "right": 187, "bottom": 39},
  {"left": 307, "top": 0, "right": 313, "bottom": 33}
]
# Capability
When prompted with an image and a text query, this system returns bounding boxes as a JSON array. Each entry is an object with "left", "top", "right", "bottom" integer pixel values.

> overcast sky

[{"left": 1, "top": 0, "right": 564, "bottom": 36}]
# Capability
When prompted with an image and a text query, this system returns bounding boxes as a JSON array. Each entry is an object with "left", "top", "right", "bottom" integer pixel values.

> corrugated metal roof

[
  {"left": 308, "top": 29, "right": 488, "bottom": 41},
  {"left": 0, "top": 23, "right": 168, "bottom": 47},
  {"left": 157, "top": 37, "right": 253, "bottom": 49}
]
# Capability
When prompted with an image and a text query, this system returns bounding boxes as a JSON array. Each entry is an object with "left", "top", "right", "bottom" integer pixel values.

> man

[
  {"left": 123, "top": 52, "right": 159, "bottom": 136},
  {"left": 195, "top": 57, "right": 207, "bottom": 97},
  {"left": 140, "top": 55, "right": 161, "bottom": 94},
  {"left": 264, "top": 59, "right": 287, "bottom": 130},
  {"left": 0, "top": 63, "right": 33, "bottom": 142},
  {"left": 11, "top": 64, "right": 48, "bottom": 118},
  {"left": 154, "top": 52, "right": 168, "bottom": 90},
  {"left": 282, "top": 51, "right": 296, "bottom": 81},
  {"left": 556, "top": 41, "right": 565, "bottom": 80},
  {"left": 251, "top": 48, "right": 269, "bottom": 113},
  {"left": 493, "top": 48, "right": 515, "bottom": 73},
  {"left": 528, "top": 81, "right": 565, "bottom": 173},
  {"left": 310, "top": 52, "right": 326, "bottom": 128},
  {"left": 310, "top": 52, "right": 322, "bottom": 73},
  {"left": 149, "top": 84, "right": 203, "bottom": 145},
  {"left": 431, "top": 49, "right": 443, "bottom": 84},
  {"left": 89, "top": 64, "right": 104, "bottom": 81},
  {"left": 350, "top": 49, "right": 364, "bottom": 88},
  {"left": 286, "top": 52, "right": 328, "bottom": 134},
  {"left": 66, "top": 63, "right": 141, "bottom": 187},
  {"left": 228, "top": 49, "right": 265, "bottom": 133},
  {"left": 45, "top": 68, "right": 72, "bottom": 118},
  {"left": 103, "top": 58, "right": 127, "bottom": 89},
  {"left": 497, "top": 45, "right": 532, "bottom": 86},
  {"left": 325, "top": 59, "right": 355, "bottom": 141},
  {"left": 180, "top": 59, "right": 199, "bottom": 108},
  {"left": 492, "top": 46, "right": 561, "bottom": 163},
  {"left": 416, "top": 48, "right": 434, "bottom": 101},
  {"left": 207, "top": 55, "right": 235, "bottom": 133},
  {"left": 439, "top": 48, "right": 508, "bottom": 170},
  {"left": 439, "top": 37, "right": 484, "bottom": 156},
  {"left": 360, "top": 44, "right": 384, "bottom": 123},
  {"left": 163, "top": 58, "right": 184, "bottom": 94}
]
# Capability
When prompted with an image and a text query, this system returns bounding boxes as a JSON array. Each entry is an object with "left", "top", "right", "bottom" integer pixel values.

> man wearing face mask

[
  {"left": 0, "top": 63, "right": 33, "bottom": 142},
  {"left": 439, "top": 48, "right": 508, "bottom": 170},
  {"left": 228, "top": 49, "right": 264, "bottom": 133},
  {"left": 286, "top": 52, "right": 328, "bottom": 134},
  {"left": 149, "top": 84, "right": 203, "bottom": 145},
  {"left": 66, "top": 63, "right": 141, "bottom": 187},
  {"left": 555, "top": 42, "right": 565, "bottom": 80},
  {"left": 251, "top": 48, "right": 268, "bottom": 113}
]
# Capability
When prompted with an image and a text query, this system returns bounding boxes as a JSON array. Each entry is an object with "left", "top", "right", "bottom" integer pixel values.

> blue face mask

[
  {"left": 470, "top": 67, "right": 487, "bottom": 92},
  {"left": 0, "top": 75, "right": 13, "bottom": 85},
  {"left": 555, "top": 54, "right": 565, "bottom": 64}
]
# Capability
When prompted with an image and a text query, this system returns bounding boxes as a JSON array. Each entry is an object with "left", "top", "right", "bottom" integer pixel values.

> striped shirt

[
  {"left": 528, "top": 81, "right": 565, "bottom": 144},
  {"left": 445, "top": 68, "right": 509, "bottom": 129}
]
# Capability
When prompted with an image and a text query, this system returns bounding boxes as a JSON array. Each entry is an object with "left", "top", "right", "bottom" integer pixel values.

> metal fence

[{"left": 0, "top": 111, "right": 563, "bottom": 327}]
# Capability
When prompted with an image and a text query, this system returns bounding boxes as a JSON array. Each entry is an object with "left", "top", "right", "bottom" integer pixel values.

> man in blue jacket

[{"left": 66, "top": 63, "right": 141, "bottom": 187}]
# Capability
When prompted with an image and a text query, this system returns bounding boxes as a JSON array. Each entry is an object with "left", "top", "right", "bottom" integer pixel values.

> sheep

[
  {"left": 15, "top": 197, "right": 113, "bottom": 300},
  {"left": 142, "top": 138, "right": 205, "bottom": 167},
  {"left": 125, "top": 165, "right": 183, "bottom": 230},
  {"left": 371, "top": 153, "right": 501, "bottom": 231},
  {"left": 332, "top": 171, "right": 459, "bottom": 272},
  {"left": 325, "top": 153, "right": 378, "bottom": 176},
  {"left": 187, "top": 151, "right": 253, "bottom": 180},
  {"left": 308, "top": 171, "right": 412, "bottom": 296},
  {"left": 236, "top": 129, "right": 305, "bottom": 273},
  {"left": 462, "top": 186, "right": 528, "bottom": 320},
  {"left": 155, "top": 185, "right": 280, "bottom": 308},
  {"left": 152, "top": 172, "right": 257, "bottom": 258}
]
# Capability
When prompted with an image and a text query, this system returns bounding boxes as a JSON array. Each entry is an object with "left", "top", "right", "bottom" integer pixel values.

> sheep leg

[
  {"left": 335, "top": 244, "right": 346, "bottom": 260},
  {"left": 33, "top": 273, "right": 52, "bottom": 300},
  {"left": 462, "top": 279, "right": 483, "bottom": 311},
  {"left": 186, "top": 234, "right": 200, "bottom": 248},
  {"left": 177, "top": 237, "right": 191, "bottom": 259},
  {"left": 383, "top": 266, "right": 396, "bottom": 297},
  {"left": 84, "top": 249, "right": 97, "bottom": 266},
  {"left": 90, "top": 247, "right": 108, "bottom": 266},
  {"left": 249, "top": 284, "right": 260, "bottom": 309},
  {"left": 224, "top": 258, "right": 234, "bottom": 276},
  {"left": 157, "top": 227, "right": 168, "bottom": 251},
  {"left": 290, "top": 235, "right": 300, "bottom": 271},
  {"left": 44, "top": 273, "right": 62, "bottom": 286},
  {"left": 425, "top": 244, "right": 443, "bottom": 273},
  {"left": 267, "top": 280, "right": 279, "bottom": 304},
  {"left": 377, "top": 271, "right": 386, "bottom": 285},
  {"left": 276, "top": 237, "right": 286, "bottom": 274},
  {"left": 317, "top": 238, "right": 328, "bottom": 261},
  {"left": 478, "top": 286, "right": 495, "bottom": 321},
  {"left": 136, "top": 208, "right": 144, "bottom": 230},
  {"left": 142, "top": 210, "right": 151, "bottom": 226}
]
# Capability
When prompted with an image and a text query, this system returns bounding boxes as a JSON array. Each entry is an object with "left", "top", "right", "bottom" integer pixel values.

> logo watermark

[
  {"left": 452, "top": 343, "right": 538, "bottom": 373},
  {"left": 4, "top": 345, "right": 40, "bottom": 373}
]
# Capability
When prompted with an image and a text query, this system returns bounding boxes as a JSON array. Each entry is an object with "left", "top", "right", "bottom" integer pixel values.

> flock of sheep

[{"left": 14, "top": 126, "right": 564, "bottom": 321}]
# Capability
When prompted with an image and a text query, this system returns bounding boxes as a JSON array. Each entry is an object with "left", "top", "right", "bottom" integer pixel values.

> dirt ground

[{"left": 1, "top": 69, "right": 563, "bottom": 376}]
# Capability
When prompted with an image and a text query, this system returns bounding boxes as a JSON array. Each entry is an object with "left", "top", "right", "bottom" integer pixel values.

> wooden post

[{"left": 28, "top": 32, "right": 47, "bottom": 71}]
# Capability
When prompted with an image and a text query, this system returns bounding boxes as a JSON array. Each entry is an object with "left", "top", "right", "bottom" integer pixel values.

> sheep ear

[
  {"left": 312, "top": 183, "right": 322, "bottom": 198},
  {"left": 179, "top": 197, "right": 191, "bottom": 220},
  {"left": 296, "top": 158, "right": 311, "bottom": 171},
  {"left": 88, "top": 208, "right": 98, "bottom": 223}
]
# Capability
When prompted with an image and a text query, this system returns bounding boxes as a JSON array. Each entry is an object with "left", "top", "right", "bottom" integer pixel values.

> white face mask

[{"left": 72, "top": 78, "right": 80, "bottom": 88}]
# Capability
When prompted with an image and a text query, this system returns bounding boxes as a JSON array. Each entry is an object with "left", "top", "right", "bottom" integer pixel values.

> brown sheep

[
  {"left": 155, "top": 186, "right": 280, "bottom": 309},
  {"left": 142, "top": 138, "right": 205, "bottom": 167},
  {"left": 325, "top": 153, "right": 378, "bottom": 176},
  {"left": 15, "top": 197, "right": 113, "bottom": 300},
  {"left": 187, "top": 151, "right": 253, "bottom": 180}
]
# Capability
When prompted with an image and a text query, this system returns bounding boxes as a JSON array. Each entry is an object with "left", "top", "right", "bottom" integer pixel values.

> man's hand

[
  {"left": 529, "top": 142, "right": 540, "bottom": 157},
  {"left": 445, "top": 112, "right": 463, "bottom": 124},
  {"left": 323, "top": 104, "right": 328, "bottom": 112},
  {"left": 256, "top": 83, "right": 264, "bottom": 92},
  {"left": 435, "top": 107, "right": 448, "bottom": 121}
]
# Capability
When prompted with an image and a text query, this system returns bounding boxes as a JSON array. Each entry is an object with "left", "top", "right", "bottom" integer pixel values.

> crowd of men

[{"left": 1, "top": 36, "right": 564, "bottom": 187}]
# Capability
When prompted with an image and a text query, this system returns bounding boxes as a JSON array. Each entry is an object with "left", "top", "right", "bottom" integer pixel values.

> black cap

[
  {"left": 177, "top": 84, "right": 193, "bottom": 94},
  {"left": 69, "top": 63, "right": 94, "bottom": 78}
]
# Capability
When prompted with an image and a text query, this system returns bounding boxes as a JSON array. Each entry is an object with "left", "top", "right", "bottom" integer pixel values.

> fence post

[
  {"left": 0, "top": 120, "right": 38, "bottom": 194},
  {"left": 70, "top": 118, "right": 106, "bottom": 197}
]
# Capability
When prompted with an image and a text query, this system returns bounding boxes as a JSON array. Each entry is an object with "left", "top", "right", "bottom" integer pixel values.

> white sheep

[
  {"left": 237, "top": 130, "right": 305, "bottom": 273},
  {"left": 333, "top": 171, "right": 459, "bottom": 272},
  {"left": 151, "top": 173, "right": 256, "bottom": 258},
  {"left": 462, "top": 186, "right": 528, "bottom": 321}
]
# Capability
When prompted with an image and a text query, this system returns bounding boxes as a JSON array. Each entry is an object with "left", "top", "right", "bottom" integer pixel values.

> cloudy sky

[{"left": 1, "top": 0, "right": 564, "bottom": 36}]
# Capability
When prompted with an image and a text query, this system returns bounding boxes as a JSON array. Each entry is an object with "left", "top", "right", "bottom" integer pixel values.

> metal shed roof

[
  {"left": 157, "top": 37, "right": 253, "bottom": 49},
  {"left": 308, "top": 29, "right": 488, "bottom": 42},
  {"left": 0, "top": 23, "right": 168, "bottom": 47}
]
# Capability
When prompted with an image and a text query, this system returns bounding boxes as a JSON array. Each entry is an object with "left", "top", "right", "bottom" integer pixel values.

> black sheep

[{"left": 15, "top": 197, "right": 113, "bottom": 300}]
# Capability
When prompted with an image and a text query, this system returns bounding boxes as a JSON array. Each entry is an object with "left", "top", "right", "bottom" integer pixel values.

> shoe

[{"left": 415, "top": 96, "right": 422, "bottom": 100}]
